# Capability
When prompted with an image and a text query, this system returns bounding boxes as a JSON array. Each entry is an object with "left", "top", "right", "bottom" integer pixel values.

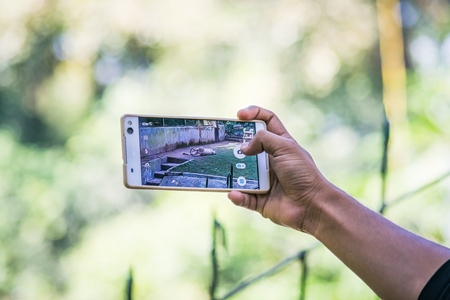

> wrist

[
  {"left": 294, "top": 177, "right": 338, "bottom": 236},
  {"left": 310, "top": 183, "right": 368, "bottom": 242}
]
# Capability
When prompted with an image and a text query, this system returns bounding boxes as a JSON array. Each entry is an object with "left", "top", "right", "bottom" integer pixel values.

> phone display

[{"left": 121, "top": 114, "right": 270, "bottom": 193}]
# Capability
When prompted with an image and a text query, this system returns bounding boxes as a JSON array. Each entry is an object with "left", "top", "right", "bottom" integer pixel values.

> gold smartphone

[{"left": 121, "top": 114, "right": 270, "bottom": 193}]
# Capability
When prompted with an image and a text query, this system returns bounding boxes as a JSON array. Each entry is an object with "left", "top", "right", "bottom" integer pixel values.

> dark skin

[
  {"left": 228, "top": 105, "right": 329, "bottom": 234},
  {"left": 228, "top": 105, "right": 450, "bottom": 300}
]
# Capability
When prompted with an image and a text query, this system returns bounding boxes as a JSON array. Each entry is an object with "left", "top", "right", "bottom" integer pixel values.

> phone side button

[
  {"left": 265, "top": 152, "right": 269, "bottom": 170},
  {"left": 123, "top": 136, "right": 127, "bottom": 164}
]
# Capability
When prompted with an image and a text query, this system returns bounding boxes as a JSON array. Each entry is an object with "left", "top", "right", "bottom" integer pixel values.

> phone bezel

[{"left": 121, "top": 114, "right": 270, "bottom": 193}]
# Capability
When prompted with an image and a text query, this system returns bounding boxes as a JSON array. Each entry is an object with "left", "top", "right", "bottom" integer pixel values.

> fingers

[
  {"left": 237, "top": 106, "right": 291, "bottom": 138},
  {"left": 240, "top": 129, "right": 293, "bottom": 157}
]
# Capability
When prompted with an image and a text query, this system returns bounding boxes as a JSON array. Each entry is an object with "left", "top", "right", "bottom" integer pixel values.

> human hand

[
  {"left": 230, "top": 107, "right": 450, "bottom": 300},
  {"left": 228, "top": 106, "right": 332, "bottom": 235}
]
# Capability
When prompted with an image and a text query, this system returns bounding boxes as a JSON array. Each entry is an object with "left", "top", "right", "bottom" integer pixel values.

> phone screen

[{"left": 137, "top": 117, "right": 260, "bottom": 190}]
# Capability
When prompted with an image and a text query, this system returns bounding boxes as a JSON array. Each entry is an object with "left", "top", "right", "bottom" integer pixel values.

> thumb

[{"left": 227, "top": 191, "right": 259, "bottom": 211}]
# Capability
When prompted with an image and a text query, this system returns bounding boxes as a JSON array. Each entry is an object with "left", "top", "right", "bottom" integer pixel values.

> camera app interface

[{"left": 138, "top": 117, "right": 259, "bottom": 190}]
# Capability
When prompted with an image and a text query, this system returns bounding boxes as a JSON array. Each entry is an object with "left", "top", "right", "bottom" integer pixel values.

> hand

[
  {"left": 229, "top": 106, "right": 450, "bottom": 300},
  {"left": 228, "top": 106, "right": 331, "bottom": 234}
]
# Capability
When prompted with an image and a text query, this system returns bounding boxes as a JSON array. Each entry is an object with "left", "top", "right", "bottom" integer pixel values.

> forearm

[
  {"left": 234, "top": 105, "right": 450, "bottom": 298},
  {"left": 311, "top": 185, "right": 450, "bottom": 300}
]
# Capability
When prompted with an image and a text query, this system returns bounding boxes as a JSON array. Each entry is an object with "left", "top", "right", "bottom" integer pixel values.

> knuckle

[{"left": 255, "top": 129, "right": 269, "bottom": 140}]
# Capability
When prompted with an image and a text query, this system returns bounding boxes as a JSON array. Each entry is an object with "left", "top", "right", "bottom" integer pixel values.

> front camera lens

[{"left": 127, "top": 127, "right": 134, "bottom": 134}]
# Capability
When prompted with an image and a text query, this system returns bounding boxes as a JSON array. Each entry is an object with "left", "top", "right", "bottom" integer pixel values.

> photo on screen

[{"left": 138, "top": 117, "right": 260, "bottom": 189}]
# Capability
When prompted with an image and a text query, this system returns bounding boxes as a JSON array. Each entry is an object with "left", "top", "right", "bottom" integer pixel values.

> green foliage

[{"left": 0, "top": 0, "right": 449, "bottom": 299}]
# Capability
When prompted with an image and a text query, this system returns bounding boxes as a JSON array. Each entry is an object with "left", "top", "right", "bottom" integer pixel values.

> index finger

[{"left": 237, "top": 106, "right": 291, "bottom": 138}]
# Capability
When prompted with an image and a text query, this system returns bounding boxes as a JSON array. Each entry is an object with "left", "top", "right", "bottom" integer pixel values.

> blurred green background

[{"left": 1, "top": 0, "right": 449, "bottom": 299}]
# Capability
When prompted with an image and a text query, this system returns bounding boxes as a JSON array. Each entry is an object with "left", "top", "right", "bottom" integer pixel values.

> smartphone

[{"left": 121, "top": 114, "right": 270, "bottom": 193}]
